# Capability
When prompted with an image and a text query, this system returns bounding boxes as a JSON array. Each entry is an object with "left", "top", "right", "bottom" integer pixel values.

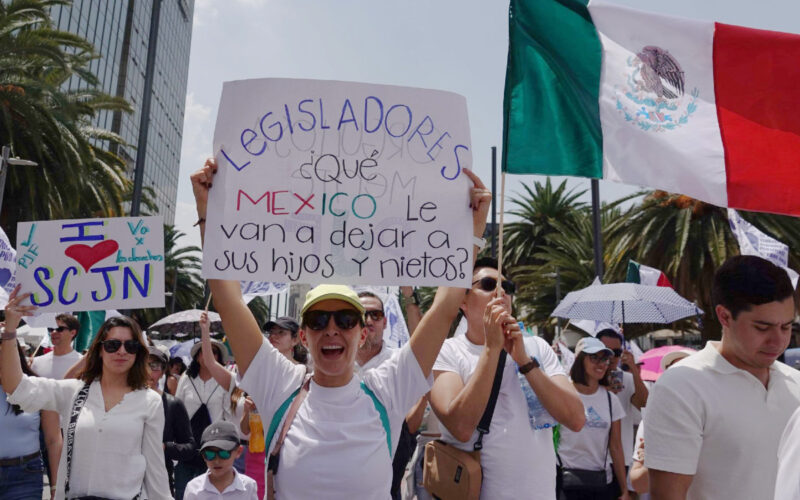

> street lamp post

[{"left": 0, "top": 145, "right": 38, "bottom": 215}]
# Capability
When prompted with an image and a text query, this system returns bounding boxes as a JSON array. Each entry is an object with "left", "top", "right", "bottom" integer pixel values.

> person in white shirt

[
  {"left": 1, "top": 287, "right": 171, "bottom": 500},
  {"left": 31, "top": 313, "right": 83, "bottom": 380},
  {"left": 175, "top": 311, "right": 236, "bottom": 499},
  {"left": 355, "top": 291, "right": 397, "bottom": 372},
  {"left": 184, "top": 421, "right": 258, "bottom": 500},
  {"left": 190, "top": 157, "right": 491, "bottom": 499},
  {"left": 596, "top": 328, "right": 648, "bottom": 493},
  {"left": 264, "top": 317, "right": 306, "bottom": 364},
  {"left": 558, "top": 337, "right": 628, "bottom": 500},
  {"left": 430, "top": 257, "right": 586, "bottom": 500},
  {"left": 646, "top": 255, "right": 800, "bottom": 500}
]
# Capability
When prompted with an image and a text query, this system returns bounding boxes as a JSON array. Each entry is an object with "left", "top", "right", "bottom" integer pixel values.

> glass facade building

[{"left": 50, "top": 0, "right": 195, "bottom": 224}]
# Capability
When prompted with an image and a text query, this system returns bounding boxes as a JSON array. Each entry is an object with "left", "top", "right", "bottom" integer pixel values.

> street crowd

[{"left": 2, "top": 160, "right": 800, "bottom": 500}]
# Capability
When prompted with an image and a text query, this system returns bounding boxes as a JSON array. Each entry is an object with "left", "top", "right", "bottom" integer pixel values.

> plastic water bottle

[{"left": 517, "top": 370, "right": 558, "bottom": 431}]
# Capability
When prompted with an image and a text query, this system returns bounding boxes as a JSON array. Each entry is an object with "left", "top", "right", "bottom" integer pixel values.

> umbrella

[
  {"left": 552, "top": 283, "right": 702, "bottom": 324},
  {"left": 638, "top": 345, "right": 697, "bottom": 381},
  {"left": 149, "top": 309, "right": 223, "bottom": 336}
]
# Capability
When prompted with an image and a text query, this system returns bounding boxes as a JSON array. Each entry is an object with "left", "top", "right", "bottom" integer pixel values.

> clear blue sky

[{"left": 174, "top": 0, "right": 800, "bottom": 249}]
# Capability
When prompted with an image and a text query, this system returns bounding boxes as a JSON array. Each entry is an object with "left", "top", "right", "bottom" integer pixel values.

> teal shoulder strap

[
  {"left": 360, "top": 381, "right": 392, "bottom": 456},
  {"left": 265, "top": 387, "right": 301, "bottom": 455}
]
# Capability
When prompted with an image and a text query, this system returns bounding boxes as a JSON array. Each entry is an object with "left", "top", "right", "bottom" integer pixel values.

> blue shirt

[{"left": 0, "top": 383, "right": 41, "bottom": 459}]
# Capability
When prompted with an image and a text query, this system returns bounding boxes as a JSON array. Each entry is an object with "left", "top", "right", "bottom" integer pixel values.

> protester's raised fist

[{"left": 190, "top": 157, "right": 217, "bottom": 219}]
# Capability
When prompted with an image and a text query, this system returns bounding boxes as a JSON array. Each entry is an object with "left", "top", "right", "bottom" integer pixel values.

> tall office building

[{"left": 50, "top": 0, "right": 195, "bottom": 224}]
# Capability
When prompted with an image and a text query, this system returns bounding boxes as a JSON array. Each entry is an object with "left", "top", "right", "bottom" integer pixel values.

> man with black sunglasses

[
  {"left": 430, "top": 257, "right": 586, "bottom": 499},
  {"left": 31, "top": 313, "right": 82, "bottom": 380}
]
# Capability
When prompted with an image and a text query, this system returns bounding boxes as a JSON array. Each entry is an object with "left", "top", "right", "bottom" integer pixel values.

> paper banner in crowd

[
  {"left": 240, "top": 281, "right": 289, "bottom": 303},
  {"left": 728, "top": 209, "right": 799, "bottom": 287},
  {"left": 15, "top": 217, "right": 165, "bottom": 313},
  {"left": 351, "top": 285, "right": 410, "bottom": 347},
  {"left": 570, "top": 319, "right": 621, "bottom": 337},
  {"left": 204, "top": 78, "right": 473, "bottom": 287},
  {"left": 557, "top": 340, "right": 575, "bottom": 373},
  {"left": 0, "top": 225, "right": 16, "bottom": 307}
]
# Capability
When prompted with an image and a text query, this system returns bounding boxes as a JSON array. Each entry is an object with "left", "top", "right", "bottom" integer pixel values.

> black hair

[
  {"left": 357, "top": 290, "right": 384, "bottom": 310},
  {"left": 712, "top": 255, "right": 795, "bottom": 319},
  {"left": 474, "top": 257, "right": 499, "bottom": 273},
  {"left": 187, "top": 345, "right": 223, "bottom": 378},
  {"left": 596, "top": 329, "right": 622, "bottom": 343},
  {"left": 570, "top": 351, "right": 610, "bottom": 387},
  {"left": 169, "top": 357, "right": 187, "bottom": 375}
]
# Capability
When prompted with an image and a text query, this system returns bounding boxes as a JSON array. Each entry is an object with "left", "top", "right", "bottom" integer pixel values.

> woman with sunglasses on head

[
  {"left": 190, "top": 157, "right": 491, "bottom": 498},
  {"left": 1, "top": 286, "right": 171, "bottom": 500},
  {"left": 557, "top": 338, "right": 629, "bottom": 500},
  {"left": 173, "top": 311, "right": 236, "bottom": 499}
]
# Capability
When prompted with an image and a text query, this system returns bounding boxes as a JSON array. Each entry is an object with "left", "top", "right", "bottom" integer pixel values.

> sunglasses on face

[
  {"left": 365, "top": 309, "right": 385, "bottom": 321},
  {"left": 148, "top": 362, "right": 164, "bottom": 371},
  {"left": 303, "top": 309, "right": 362, "bottom": 331},
  {"left": 611, "top": 348, "right": 623, "bottom": 357},
  {"left": 588, "top": 353, "right": 612, "bottom": 364},
  {"left": 47, "top": 326, "right": 69, "bottom": 333},
  {"left": 472, "top": 276, "right": 516, "bottom": 295},
  {"left": 202, "top": 449, "right": 233, "bottom": 460},
  {"left": 101, "top": 339, "right": 140, "bottom": 355}
]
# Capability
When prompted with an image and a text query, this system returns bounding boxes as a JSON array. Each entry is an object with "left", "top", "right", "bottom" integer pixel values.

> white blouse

[
  {"left": 175, "top": 372, "right": 235, "bottom": 424},
  {"left": 8, "top": 376, "right": 171, "bottom": 500}
]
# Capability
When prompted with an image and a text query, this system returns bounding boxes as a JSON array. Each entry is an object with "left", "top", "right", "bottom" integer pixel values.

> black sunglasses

[
  {"left": 588, "top": 352, "right": 612, "bottom": 364},
  {"left": 101, "top": 339, "right": 140, "bottom": 355},
  {"left": 365, "top": 309, "right": 385, "bottom": 321},
  {"left": 47, "top": 326, "right": 69, "bottom": 333},
  {"left": 472, "top": 276, "right": 516, "bottom": 295},
  {"left": 611, "top": 348, "right": 623, "bottom": 357},
  {"left": 303, "top": 309, "right": 362, "bottom": 331},
  {"left": 202, "top": 449, "right": 233, "bottom": 460}
]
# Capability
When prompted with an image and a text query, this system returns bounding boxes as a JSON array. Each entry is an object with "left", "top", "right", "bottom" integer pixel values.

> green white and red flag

[
  {"left": 625, "top": 260, "right": 672, "bottom": 288},
  {"left": 503, "top": 0, "right": 800, "bottom": 216}
]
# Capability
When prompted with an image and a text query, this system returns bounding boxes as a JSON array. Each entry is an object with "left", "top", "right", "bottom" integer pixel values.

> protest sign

[
  {"left": 240, "top": 281, "right": 288, "bottom": 303},
  {"left": 0, "top": 226, "right": 15, "bottom": 307},
  {"left": 204, "top": 78, "right": 473, "bottom": 287},
  {"left": 16, "top": 216, "right": 165, "bottom": 313}
]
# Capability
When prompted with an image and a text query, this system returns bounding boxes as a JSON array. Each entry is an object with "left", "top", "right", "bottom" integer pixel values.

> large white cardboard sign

[
  {"left": 204, "top": 78, "right": 474, "bottom": 287},
  {"left": 16, "top": 216, "right": 165, "bottom": 313}
]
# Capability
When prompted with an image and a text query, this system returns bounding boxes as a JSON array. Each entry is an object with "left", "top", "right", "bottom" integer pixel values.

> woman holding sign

[
  {"left": 1, "top": 288, "right": 171, "bottom": 500},
  {"left": 190, "top": 157, "right": 491, "bottom": 499}
]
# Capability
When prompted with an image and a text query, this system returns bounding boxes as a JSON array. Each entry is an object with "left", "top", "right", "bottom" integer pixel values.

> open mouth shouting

[{"left": 320, "top": 344, "right": 346, "bottom": 359}]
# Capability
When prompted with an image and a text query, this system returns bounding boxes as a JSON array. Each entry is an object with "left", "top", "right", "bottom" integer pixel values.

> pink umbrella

[{"left": 638, "top": 345, "right": 696, "bottom": 381}]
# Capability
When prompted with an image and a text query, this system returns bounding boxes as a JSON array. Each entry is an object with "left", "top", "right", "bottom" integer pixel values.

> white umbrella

[
  {"left": 149, "top": 309, "right": 223, "bottom": 336},
  {"left": 552, "top": 283, "right": 702, "bottom": 324}
]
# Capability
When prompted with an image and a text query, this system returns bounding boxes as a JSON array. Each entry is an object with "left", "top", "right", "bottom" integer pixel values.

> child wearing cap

[{"left": 183, "top": 421, "right": 257, "bottom": 499}]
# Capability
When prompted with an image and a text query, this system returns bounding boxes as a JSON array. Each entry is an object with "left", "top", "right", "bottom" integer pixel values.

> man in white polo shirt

[
  {"left": 31, "top": 313, "right": 82, "bottom": 379},
  {"left": 645, "top": 255, "right": 800, "bottom": 500}
]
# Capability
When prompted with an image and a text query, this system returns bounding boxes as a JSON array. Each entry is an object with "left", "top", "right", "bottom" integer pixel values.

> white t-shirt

[
  {"left": 558, "top": 387, "right": 625, "bottom": 483},
  {"left": 355, "top": 342, "right": 396, "bottom": 373},
  {"left": 184, "top": 469, "right": 258, "bottom": 499},
  {"left": 175, "top": 372, "right": 236, "bottom": 424},
  {"left": 433, "top": 335, "right": 566, "bottom": 500},
  {"left": 31, "top": 350, "right": 82, "bottom": 379},
  {"left": 240, "top": 339, "right": 430, "bottom": 499},
  {"left": 8, "top": 376, "right": 170, "bottom": 500},
  {"left": 612, "top": 370, "right": 642, "bottom": 466},
  {"left": 645, "top": 341, "right": 800, "bottom": 500},
  {"left": 775, "top": 406, "right": 800, "bottom": 500}
]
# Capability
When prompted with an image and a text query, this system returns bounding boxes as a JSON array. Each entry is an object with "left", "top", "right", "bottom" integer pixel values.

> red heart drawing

[{"left": 64, "top": 240, "right": 119, "bottom": 272}]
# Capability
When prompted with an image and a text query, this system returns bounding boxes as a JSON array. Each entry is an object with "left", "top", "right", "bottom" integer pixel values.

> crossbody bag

[
  {"left": 557, "top": 390, "right": 612, "bottom": 492},
  {"left": 423, "top": 349, "right": 507, "bottom": 500},
  {"left": 64, "top": 382, "right": 140, "bottom": 500}
]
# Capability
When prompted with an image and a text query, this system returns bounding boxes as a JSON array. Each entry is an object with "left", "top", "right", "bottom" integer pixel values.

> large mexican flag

[{"left": 503, "top": 0, "right": 800, "bottom": 216}]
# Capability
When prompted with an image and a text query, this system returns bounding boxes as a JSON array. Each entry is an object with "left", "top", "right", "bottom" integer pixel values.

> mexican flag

[
  {"left": 503, "top": 0, "right": 800, "bottom": 216},
  {"left": 626, "top": 260, "right": 672, "bottom": 288}
]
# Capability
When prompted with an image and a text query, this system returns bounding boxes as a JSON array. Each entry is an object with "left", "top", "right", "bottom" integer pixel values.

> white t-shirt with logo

[
  {"left": 433, "top": 334, "right": 566, "bottom": 500},
  {"left": 31, "top": 350, "right": 82, "bottom": 379},
  {"left": 645, "top": 341, "right": 800, "bottom": 500},
  {"left": 558, "top": 387, "right": 625, "bottom": 483},
  {"left": 240, "top": 339, "right": 430, "bottom": 499}
]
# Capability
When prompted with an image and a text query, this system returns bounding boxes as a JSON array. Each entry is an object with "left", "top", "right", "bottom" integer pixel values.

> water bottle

[
  {"left": 248, "top": 410, "right": 265, "bottom": 453},
  {"left": 518, "top": 370, "right": 558, "bottom": 431}
]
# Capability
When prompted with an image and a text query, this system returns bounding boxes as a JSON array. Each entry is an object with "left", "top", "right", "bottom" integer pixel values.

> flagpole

[
  {"left": 591, "top": 179, "right": 603, "bottom": 279},
  {"left": 496, "top": 172, "right": 507, "bottom": 293},
  {"left": 491, "top": 147, "right": 497, "bottom": 259}
]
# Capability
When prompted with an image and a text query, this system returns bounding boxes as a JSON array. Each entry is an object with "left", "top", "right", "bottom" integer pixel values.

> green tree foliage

[{"left": 0, "top": 0, "right": 132, "bottom": 242}]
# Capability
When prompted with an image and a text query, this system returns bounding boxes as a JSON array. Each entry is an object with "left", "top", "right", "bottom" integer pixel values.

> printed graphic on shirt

[{"left": 585, "top": 406, "right": 609, "bottom": 429}]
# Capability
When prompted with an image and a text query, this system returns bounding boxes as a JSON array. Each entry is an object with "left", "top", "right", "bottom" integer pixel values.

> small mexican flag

[
  {"left": 503, "top": 0, "right": 800, "bottom": 216},
  {"left": 626, "top": 260, "right": 672, "bottom": 288}
]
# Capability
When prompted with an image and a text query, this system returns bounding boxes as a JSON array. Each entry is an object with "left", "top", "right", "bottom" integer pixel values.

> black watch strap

[{"left": 519, "top": 356, "right": 540, "bottom": 374}]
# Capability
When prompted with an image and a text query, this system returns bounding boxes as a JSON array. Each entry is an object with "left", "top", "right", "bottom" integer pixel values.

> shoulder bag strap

[
  {"left": 64, "top": 382, "right": 91, "bottom": 498},
  {"left": 474, "top": 349, "right": 507, "bottom": 451},
  {"left": 189, "top": 376, "right": 220, "bottom": 407},
  {"left": 267, "top": 374, "right": 312, "bottom": 500},
  {"left": 603, "top": 390, "right": 612, "bottom": 472}
]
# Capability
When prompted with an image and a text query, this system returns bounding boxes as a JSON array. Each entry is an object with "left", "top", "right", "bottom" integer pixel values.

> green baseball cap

[{"left": 300, "top": 284, "right": 365, "bottom": 317}]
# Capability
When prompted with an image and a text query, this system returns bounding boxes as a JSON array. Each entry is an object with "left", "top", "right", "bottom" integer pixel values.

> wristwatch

[
  {"left": 473, "top": 236, "right": 487, "bottom": 250},
  {"left": 0, "top": 327, "right": 17, "bottom": 341},
  {"left": 411, "top": 289, "right": 422, "bottom": 306},
  {"left": 518, "top": 356, "right": 540, "bottom": 374}
]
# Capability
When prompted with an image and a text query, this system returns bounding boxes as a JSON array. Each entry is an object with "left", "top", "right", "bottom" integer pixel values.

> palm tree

[{"left": 0, "top": 0, "right": 132, "bottom": 242}]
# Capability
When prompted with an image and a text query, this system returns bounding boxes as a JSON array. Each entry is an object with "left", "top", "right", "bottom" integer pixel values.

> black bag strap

[
  {"left": 64, "top": 382, "right": 91, "bottom": 497},
  {"left": 473, "top": 349, "right": 507, "bottom": 451},
  {"left": 189, "top": 376, "right": 220, "bottom": 408},
  {"left": 602, "top": 390, "right": 611, "bottom": 471}
]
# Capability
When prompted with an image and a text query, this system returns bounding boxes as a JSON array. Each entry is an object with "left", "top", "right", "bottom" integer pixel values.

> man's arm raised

[{"left": 191, "top": 158, "right": 263, "bottom": 375}]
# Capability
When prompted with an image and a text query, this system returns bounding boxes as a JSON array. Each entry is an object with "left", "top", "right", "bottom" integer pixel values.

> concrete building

[{"left": 51, "top": 0, "right": 195, "bottom": 223}]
